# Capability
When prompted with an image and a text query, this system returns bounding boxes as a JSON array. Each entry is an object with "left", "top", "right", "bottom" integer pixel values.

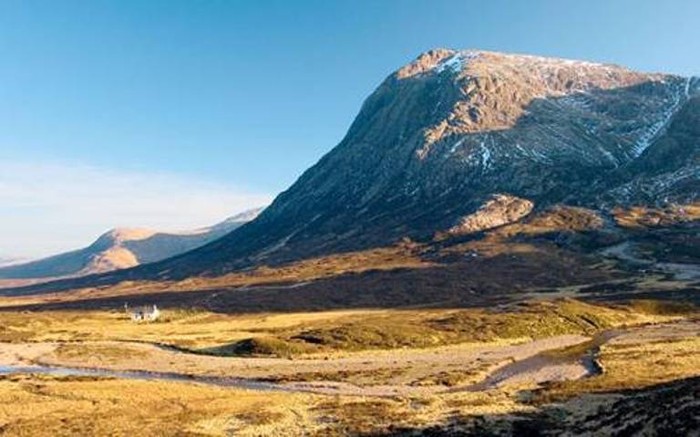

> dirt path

[
  {"left": 601, "top": 242, "right": 700, "bottom": 280},
  {"left": 601, "top": 242, "right": 652, "bottom": 265}
]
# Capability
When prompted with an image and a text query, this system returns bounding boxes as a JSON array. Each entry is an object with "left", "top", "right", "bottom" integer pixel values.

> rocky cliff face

[
  {"left": 149, "top": 49, "right": 696, "bottom": 277},
  {"left": 597, "top": 87, "right": 700, "bottom": 205},
  {"left": 447, "top": 194, "right": 534, "bottom": 235}
]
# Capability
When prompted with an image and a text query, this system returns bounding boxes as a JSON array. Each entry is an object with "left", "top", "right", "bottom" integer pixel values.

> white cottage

[{"left": 125, "top": 304, "right": 160, "bottom": 322}]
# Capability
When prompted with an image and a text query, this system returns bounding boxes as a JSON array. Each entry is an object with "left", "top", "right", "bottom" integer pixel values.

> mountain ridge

[
  {"left": 160, "top": 49, "right": 696, "bottom": 275},
  {"left": 0, "top": 207, "right": 264, "bottom": 282},
  {"left": 4, "top": 49, "right": 698, "bottom": 291}
]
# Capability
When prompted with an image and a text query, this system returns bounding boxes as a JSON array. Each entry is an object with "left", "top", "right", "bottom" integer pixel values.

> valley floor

[
  {"left": 0, "top": 304, "right": 697, "bottom": 435},
  {"left": 0, "top": 208, "right": 697, "bottom": 435}
]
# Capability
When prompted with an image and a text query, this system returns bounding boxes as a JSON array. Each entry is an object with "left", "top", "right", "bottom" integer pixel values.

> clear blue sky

[{"left": 1, "top": 0, "right": 699, "bottom": 258}]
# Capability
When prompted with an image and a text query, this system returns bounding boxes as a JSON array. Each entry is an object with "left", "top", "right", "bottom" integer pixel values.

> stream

[
  {"left": 0, "top": 323, "right": 684, "bottom": 396},
  {"left": 0, "top": 364, "right": 289, "bottom": 392},
  {"left": 601, "top": 242, "right": 700, "bottom": 280},
  {"left": 0, "top": 336, "right": 607, "bottom": 397},
  {"left": 458, "top": 329, "right": 619, "bottom": 391}
]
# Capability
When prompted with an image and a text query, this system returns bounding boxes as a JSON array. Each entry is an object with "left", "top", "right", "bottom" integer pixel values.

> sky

[{"left": 1, "top": 0, "right": 699, "bottom": 259}]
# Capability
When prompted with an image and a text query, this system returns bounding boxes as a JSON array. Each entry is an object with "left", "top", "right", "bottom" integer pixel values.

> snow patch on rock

[
  {"left": 632, "top": 78, "right": 690, "bottom": 157},
  {"left": 434, "top": 51, "right": 479, "bottom": 74},
  {"left": 479, "top": 141, "right": 492, "bottom": 168}
]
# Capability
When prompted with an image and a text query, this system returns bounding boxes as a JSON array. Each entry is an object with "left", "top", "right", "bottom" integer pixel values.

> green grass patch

[
  {"left": 293, "top": 321, "right": 447, "bottom": 351},
  {"left": 286, "top": 299, "right": 645, "bottom": 353},
  {"left": 430, "top": 299, "right": 622, "bottom": 341},
  {"left": 202, "top": 336, "right": 314, "bottom": 358}
]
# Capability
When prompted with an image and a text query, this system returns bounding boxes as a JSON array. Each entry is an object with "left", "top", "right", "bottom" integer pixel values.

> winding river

[
  {"left": 1, "top": 321, "right": 695, "bottom": 397},
  {"left": 0, "top": 363, "right": 291, "bottom": 392}
]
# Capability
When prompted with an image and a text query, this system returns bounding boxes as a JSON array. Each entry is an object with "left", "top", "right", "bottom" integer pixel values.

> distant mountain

[
  {"left": 0, "top": 208, "right": 264, "bottom": 281},
  {"left": 0, "top": 257, "right": 26, "bottom": 268},
  {"left": 8, "top": 49, "right": 699, "bottom": 289}
]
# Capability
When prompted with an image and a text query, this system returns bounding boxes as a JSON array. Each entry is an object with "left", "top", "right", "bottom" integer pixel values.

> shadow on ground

[
  {"left": 363, "top": 376, "right": 700, "bottom": 436},
  {"left": 0, "top": 249, "right": 625, "bottom": 314}
]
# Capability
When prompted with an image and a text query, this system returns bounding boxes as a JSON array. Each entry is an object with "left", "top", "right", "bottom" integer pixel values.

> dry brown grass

[
  {"left": 289, "top": 298, "right": 681, "bottom": 353},
  {"left": 0, "top": 298, "right": 685, "bottom": 357},
  {"left": 494, "top": 205, "right": 605, "bottom": 237},
  {"left": 409, "top": 362, "right": 494, "bottom": 387},
  {"left": 0, "top": 308, "right": 371, "bottom": 350},
  {"left": 612, "top": 203, "right": 700, "bottom": 229},
  {"left": 534, "top": 335, "right": 700, "bottom": 403},
  {"left": 0, "top": 375, "right": 325, "bottom": 436},
  {"left": 0, "top": 244, "right": 430, "bottom": 306},
  {"left": 0, "top": 372, "right": 538, "bottom": 437},
  {"left": 0, "top": 306, "right": 695, "bottom": 435}
]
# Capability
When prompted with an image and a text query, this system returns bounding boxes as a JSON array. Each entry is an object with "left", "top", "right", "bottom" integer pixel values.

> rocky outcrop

[{"left": 447, "top": 194, "right": 534, "bottom": 235}]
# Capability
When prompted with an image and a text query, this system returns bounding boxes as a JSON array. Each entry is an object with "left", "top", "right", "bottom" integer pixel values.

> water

[{"left": 0, "top": 364, "right": 286, "bottom": 392}]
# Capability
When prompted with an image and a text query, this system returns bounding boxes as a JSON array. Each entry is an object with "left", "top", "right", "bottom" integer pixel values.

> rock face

[
  {"left": 0, "top": 208, "right": 263, "bottom": 280},
  {"left": 148, "top": 49, "right": 696, "bottom": 277},
  {"left": 447, "top": 194, "right": 534, "bottom": 235},
  {"left": 598, "top": 91, "right": 700, "bottom": 205}
]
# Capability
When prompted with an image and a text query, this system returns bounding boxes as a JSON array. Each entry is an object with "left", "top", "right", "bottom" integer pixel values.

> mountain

[
  {"left": 0, "top": 257, "right": 26, "bottom": 268},
  {"left": 0, "top": 208, "right": 264, "bottom": 281},
  {"left": 141, "top": 49, "right": 697, "bottom": 277},
  {"left": 7, "top": 49, "right": 700, "bottom": 288}
]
